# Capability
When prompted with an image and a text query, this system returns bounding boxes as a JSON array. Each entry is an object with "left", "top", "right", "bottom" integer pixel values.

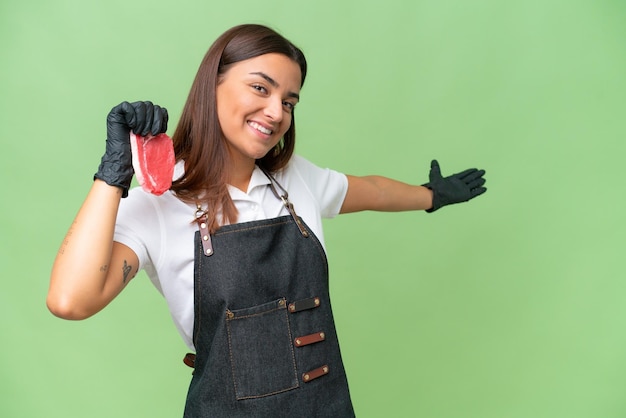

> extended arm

[
  {"left": 340, "top": 160, "right": 487, "bottom": 214},
  {"left": 47, "top": 101, "right": 168, "bottom": 320}
]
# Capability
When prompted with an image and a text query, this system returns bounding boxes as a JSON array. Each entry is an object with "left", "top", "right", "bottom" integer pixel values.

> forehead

[{"left": 223, "top": 53, "right": 302, "bottom": 90}]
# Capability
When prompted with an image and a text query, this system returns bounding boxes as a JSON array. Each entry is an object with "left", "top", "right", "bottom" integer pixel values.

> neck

[{"left": 228, "top": 156, "right": 256, "bottom": 192}]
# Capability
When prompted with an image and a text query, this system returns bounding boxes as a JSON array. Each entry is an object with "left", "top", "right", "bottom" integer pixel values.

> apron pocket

[{"left": 225, "top": 298, "right": 299, "bottom": 400}]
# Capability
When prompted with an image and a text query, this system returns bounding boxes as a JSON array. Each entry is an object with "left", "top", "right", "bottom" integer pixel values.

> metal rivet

[
  {"left": 203, "top": 235, "right": 209, "bottom": 241},
  {"left": 303, "top": 374, "right": 310, "bottom": 381},
  {"left": 314, "top": 298, "right": 320, "bottom": 306},
  {"left": 295, "top": 339, "right": 301, "bottom": 346},
  {"left": 200, "top": 222, "right": 206, "bottom": 229},
  {"left": 320, "top": 333, "right": 325, "bottom": 339},
  {"left": 278, "top": 299, "right": 286, "bottom": 307},
  {"left": 206, "top": 248, "right": 212, "bottom": 255},
  {"left": 323, "top": 366, "right": 328, "bottom": 373},
  {"left": 289, "top": 304, "right": 295, "bottom": 311}
]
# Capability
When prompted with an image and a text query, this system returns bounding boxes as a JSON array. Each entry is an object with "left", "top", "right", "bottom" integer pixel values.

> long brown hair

[{"left": 170, "top": 24, "right": 307, "bottom": 232}]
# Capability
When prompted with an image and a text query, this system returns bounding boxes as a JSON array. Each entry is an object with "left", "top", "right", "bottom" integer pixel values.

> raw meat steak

[{"left": 130, "top": 132, "right": 175, "bottom": 196}]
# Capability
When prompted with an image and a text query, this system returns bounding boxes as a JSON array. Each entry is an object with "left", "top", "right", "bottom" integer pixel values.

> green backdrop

[{"left": 2, "top": 0, "right": 625, "bottom": 417}]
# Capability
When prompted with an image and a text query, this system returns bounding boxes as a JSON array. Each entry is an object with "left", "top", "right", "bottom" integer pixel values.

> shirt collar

[
  {"left": 227, "top": 164, "right": 271, "bottom": 198},
  {"left": 177, "top": 160, "right": 271, "bottom": 197},
  {"left": 248, "top": 165, "right": 272, "bottom": 191}
]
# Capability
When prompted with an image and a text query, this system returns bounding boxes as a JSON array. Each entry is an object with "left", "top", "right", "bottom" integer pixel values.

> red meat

[{"left": 130, "top": 132, "right": 175, "bottom": 196}]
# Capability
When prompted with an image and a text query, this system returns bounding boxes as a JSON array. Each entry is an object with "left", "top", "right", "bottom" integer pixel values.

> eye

[
  {"left": 282, "top": 101, "right": 296, "bottom": 112},
  {"left": 251, "top": 84, "right": 268, "bottom": 94}
]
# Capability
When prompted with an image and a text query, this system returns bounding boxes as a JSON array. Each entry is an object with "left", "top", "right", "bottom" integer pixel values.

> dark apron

[{"left": 183, "top": 173, "right": 355, "bottom": 417}]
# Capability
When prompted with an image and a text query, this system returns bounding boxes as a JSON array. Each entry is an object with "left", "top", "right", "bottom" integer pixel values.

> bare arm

[
  {"left": 340, "top": 175, "right": 433, "bottom": 214},
  {"left": 47, "top": 180, "right": 139, "bottom": 320},
  {"left": 47, "top": 101, "right": 168, "bottom": 320}
]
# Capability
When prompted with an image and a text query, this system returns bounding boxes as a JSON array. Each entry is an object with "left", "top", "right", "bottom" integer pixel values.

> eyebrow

[{"left": 250, "top": 71, "right": 300, "bottom": 100}]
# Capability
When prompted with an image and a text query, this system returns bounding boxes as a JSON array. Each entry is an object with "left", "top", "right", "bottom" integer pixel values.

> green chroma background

[{"left": 1, "top": 0, "right": 625, "bottom": 417}]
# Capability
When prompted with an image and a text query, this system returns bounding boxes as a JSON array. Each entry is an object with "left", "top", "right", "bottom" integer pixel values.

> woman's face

[{"left": 216, "top": 53, "right": 302, "bottom": 167}]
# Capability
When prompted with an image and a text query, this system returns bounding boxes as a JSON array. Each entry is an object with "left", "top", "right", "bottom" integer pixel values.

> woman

[{"left": 48, "top": 24, "right": 486, "bottom": 417}]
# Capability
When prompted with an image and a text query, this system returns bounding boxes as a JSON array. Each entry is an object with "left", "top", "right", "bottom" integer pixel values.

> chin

[{"left": 251, "top": 147, "right": 276, "bottom": 160}]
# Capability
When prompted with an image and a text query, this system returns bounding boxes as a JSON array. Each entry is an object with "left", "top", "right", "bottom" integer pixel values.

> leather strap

[
  {"left": 183, "top": 353, "right": 196, "bottom": 368},
  {"left": 302, "top": 365, "right": 329, "bottom": 383},
  {"left": 288, "top": 297, "right": 321, "bottom": 313},
  {"left": 260, "top": 167, "right": 309, "bottom": 238},
  {"left": 294, "top": 332, "right": 326, "bottom": 347},
  {"left": 195, "top": 205, "right": 214, "bottom": 257}
]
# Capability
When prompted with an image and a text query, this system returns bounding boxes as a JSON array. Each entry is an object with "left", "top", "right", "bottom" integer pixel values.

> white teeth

[{"left": 249, "top": 121, "right": 272, "bottom": 135}]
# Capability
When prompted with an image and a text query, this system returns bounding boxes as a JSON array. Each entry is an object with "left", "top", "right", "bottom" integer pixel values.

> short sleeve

[
  {"left": 113, "top": 188, "right": 156, "bottom": 272},
  {"left": 287, "top": 155, "right": 348, "bottom": 218}
]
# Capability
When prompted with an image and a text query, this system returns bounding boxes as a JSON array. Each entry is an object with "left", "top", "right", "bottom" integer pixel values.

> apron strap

[
  {"left": 260, "top": 168, "right": 309, "bottom": 238},
  {"left": 195, "top": 167, "right": 309, "bottom": 257},
  {"left": 195, "top": 205, "right": 214, "bottom": 256}
]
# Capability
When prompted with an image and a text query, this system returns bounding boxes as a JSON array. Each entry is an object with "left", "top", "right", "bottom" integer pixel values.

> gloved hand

[
  {"left": 94, "top": 101, "right": 168, "bottom": 197},
  {"left": 423, "top": 160, "right": 487, "bottom": 212}
]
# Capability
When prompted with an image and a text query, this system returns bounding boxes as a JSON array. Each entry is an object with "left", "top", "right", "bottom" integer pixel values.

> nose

[{"left": 264, "top": 97, "right": 283, "bottom": 122}]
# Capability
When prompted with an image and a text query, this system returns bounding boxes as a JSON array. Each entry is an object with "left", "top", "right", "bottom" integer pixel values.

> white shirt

[{"left": 114, "top": 155, "right": 348, "bottom": 350}]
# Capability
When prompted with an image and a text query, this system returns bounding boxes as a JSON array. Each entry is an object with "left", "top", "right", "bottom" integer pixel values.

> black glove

[
  {"left": 94, "top": 101, "right": 168, "bottom": 197},
  {"left": 423, "top": 160, "right": 487, "bottom": 212}
]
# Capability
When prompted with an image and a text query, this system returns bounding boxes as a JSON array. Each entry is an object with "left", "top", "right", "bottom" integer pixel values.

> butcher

[{"left": 47, "top": 24, "right": 487, "bottom": 417}]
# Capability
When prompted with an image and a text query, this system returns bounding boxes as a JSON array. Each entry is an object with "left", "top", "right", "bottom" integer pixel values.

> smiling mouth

[{"left": 248, "top": 121, "right": 273, "bottom": 135}]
